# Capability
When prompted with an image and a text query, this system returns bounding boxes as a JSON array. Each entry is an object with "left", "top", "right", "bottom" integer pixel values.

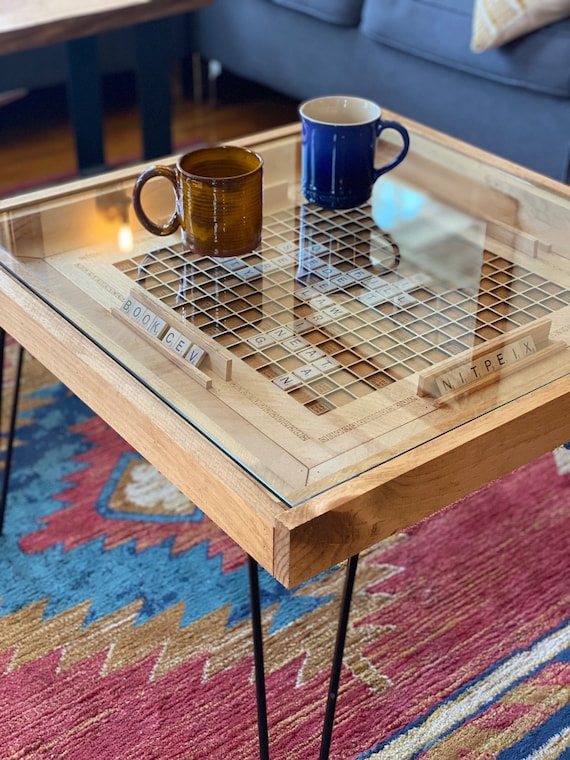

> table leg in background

[
  {"left": 65, "top": 36, "right": 105, "bottom": 172},
  {"left": 0, "top": 331, "right": 24, "bottom": 532},
  {"left": 135, "top": 18, "right": 173, "bottom": 160}
]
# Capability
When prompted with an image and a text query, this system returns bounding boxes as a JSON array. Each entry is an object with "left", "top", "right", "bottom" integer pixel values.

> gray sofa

[
  {"left": 1, "top": 1, "right": 568, "bottom": 182},
  {"left": 190, "top": 0, "right": 570, "bottom": 183}
]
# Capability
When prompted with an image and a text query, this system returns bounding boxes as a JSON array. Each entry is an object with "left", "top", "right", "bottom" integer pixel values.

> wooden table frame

[
  {"left": 2, "top": 259, "right": 569, "bottom": 586},
  {"left": 1, "top": 122, "right": 570, "bottom": 589},
  {"left": 1, "top": 121, "right": 569, "bottom": 758}
]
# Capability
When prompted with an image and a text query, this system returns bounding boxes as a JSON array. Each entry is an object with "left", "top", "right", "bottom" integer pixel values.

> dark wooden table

[{"left": 0, "top": 0, "right": 211, "bottom": 171}]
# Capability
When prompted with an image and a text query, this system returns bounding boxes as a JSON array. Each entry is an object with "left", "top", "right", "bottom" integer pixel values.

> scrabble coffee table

[{"left": 1, "top": 120, "right": 569, "bottom": 759}]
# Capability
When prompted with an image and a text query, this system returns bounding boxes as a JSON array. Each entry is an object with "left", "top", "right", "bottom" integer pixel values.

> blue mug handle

[{"left": 374, "top": 120, "right": 410, "bottom": 181}]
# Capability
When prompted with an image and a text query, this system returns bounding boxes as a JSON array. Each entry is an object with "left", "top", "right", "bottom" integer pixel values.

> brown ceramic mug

[{"left": 132, "top": 145, "right": 263, "bottom": 257}]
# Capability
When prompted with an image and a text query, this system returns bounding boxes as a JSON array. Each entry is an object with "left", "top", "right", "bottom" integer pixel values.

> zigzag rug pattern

[{"left": 0, "top": 348, "right": 568, "bottom": 759}]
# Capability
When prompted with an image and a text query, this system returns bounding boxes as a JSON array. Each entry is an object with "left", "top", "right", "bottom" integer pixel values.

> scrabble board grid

[{"left": 113, "top": 204, "right": 570, "bottom": 416}]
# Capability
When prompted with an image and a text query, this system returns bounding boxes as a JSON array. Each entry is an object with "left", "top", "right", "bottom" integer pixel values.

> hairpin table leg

[
  {"left": 319, "top": 554, "right": 360, "bottom": 760},
  {"left": 0, "top": 331, "right": 24, "bottom": 533},
  {"left": 247, "top": 552, "right": 360, "bottom": 760},
  {"left": 248, "top": 555, "right": 270, "bottom": 760}
]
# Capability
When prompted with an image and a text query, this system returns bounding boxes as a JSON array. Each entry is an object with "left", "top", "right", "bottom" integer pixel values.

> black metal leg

[
  {"left": 65, "top": 36, "right": 106, "bottom": 173},
  {"left": 248, "top": 555, "right": 270, "bottom": 760},
  {"left": 135, "top": 18, "right": 173, "bottom": 160},
  {"left": 0, "top": 330, "right": 4, "bottom": 403},
  {"left": 0, "top": 332, "right": 24, "bottom": 533},
  {"left": 319, "top": 554, "right": 360, "bottom": 760},
  {"left": 0, "top": 330, "right": 7, "bottom": 514},
  {"left": 247, "top": 553, "right": 359, "bottom": 759}
]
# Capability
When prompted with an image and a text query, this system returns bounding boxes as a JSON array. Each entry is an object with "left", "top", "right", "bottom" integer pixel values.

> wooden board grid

[{"left": 114, "top": 203, "right": 570, "bottom": 417}]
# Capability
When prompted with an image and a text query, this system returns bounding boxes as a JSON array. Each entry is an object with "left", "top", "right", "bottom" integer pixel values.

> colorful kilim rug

[{"left": 0, "top": 343, "right": 569, "bottom": 759}]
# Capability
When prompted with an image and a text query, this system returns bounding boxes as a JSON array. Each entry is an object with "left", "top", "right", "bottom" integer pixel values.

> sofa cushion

[
  {"left": 471, "top": 0, "right": 570, "bottom": 51},
  {"left": 360, "top": 0, "right": 570, "bottom": 97},
  {"left": 269, "top": 0, "right": 363, "bottom": 26}
]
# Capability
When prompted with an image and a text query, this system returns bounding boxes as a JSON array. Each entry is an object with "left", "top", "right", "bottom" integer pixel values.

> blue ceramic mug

[{"left": 299, "top": 95, "right": 410, "bottom": 209}]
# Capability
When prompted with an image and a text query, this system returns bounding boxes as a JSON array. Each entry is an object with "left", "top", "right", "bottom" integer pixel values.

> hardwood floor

[{"left": 0, "top": 68, "right": 299, "bottom": 195}]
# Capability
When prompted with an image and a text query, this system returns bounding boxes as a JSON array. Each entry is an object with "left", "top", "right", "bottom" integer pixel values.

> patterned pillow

[{"left": 471, "top": 0, "right": 570, "bottom": 51}]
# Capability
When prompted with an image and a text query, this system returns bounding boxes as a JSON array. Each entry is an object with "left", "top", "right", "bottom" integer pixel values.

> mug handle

[
  {"left": 132, "top": 164, "right": 180, "bottom": 236},
  {"left": 373, "top": 120, "right": 410, "bottom": 181}
]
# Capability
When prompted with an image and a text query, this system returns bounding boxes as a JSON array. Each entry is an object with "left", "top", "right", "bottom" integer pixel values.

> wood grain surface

[{"left": 0, "top": 0, "right": 210, "bottom": 53}]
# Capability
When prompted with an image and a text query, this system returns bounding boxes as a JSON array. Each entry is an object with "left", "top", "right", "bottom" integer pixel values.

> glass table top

[{"left": 1, "top": 125, "right": 570, "bottom": 507}]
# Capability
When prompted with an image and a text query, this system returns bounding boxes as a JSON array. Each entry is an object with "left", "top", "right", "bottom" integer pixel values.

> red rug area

[{"left": 0, "top": 349, "right": 568, "bottom": 759}]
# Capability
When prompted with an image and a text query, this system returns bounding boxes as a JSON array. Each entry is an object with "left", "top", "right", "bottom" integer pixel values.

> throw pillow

[{"left": 471, "top": 0, "right": 570, "bottom": 51}]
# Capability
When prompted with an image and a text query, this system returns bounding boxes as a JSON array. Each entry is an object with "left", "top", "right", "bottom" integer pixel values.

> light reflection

[
  {"left": 96, "top": 190, "right": 134, "bottom": 253},
  {"left": 118, "top": 222, "right": 134, "bottom": 253}
]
